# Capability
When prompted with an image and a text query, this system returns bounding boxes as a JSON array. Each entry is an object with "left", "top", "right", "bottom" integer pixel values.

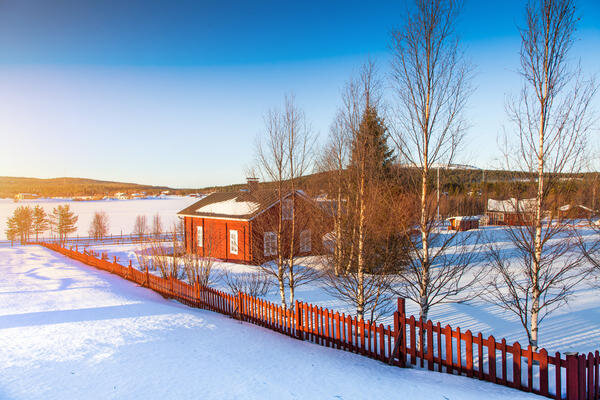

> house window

[
  {"left": 264, "top": 231, "right": 277, "bottom": 256},
  {"left": 282, "top": 198, "right": 293, "bottom": 220},
  {"left": 300, "top": 229, "right": 311, "bottom": 253},
  {"left": 197, "top": 226, "right": 203, "bottom": 248},
  {"left": 229, "top": 230, "right": 238, "bottom": 255}
]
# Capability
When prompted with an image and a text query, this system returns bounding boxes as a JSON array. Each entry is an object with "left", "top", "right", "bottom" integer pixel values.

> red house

[{"left": 177, "top": 183, "right": 329, "bottom": 264}]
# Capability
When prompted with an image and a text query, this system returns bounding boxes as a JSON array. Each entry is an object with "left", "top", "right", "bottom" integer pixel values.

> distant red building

[
  {"left": 485, "top": 198, "right": 536, "bottom": 226},
  {"left": 447, "top": 216, "right": 479, "bottom": 231},
  {"left": 177, "top": 183, "right": 329, "bottom": 264}
]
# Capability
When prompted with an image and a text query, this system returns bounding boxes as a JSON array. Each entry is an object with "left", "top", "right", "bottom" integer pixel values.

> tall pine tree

[
  {"left": 32, "top": 205, "right": 49, "bottom": 242},
  {"left": 51, "top": 205, "right": 78, "bottom": 245},
  {"left": 350, "top": 105, "right": 395, "bottom": 181}
]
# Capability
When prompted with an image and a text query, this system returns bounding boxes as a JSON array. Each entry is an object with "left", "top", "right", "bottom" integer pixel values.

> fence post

[
  {"left": 237, "top": 291, "right": 243, "bottom": 320},
  {"left": 145, "top": 265, "right": 150, "bottom": 287},
  {"left": 399, "top": 298, "right": 406, "bottom": 367},
  {"left": 128, "top": 259, "right": 132, "bottom": 280},
  {"left": 566, "top": 353, "right": 579, "bottom": 400},
  {"left": 295, "top": 300, "right": 303, "bottom": 340}
]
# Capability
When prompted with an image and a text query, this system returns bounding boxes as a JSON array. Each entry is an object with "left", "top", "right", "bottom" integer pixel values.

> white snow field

[
  {"left": 0, "top": 245, "right": 540, "bottom": 400},
  {"left": 0, "top": 196, "right": 197, "bottom": 240}
]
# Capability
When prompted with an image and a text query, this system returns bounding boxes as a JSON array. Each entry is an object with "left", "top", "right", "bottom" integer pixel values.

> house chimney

[{"left": 247, "top": 177, "right": 259, "bottom": 192}]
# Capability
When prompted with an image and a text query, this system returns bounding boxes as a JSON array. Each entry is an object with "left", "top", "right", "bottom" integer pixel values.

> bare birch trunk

[
  {"left": 277, "top": 181, "right": 287, "bottom": 309},
  {"left": 356, "top": 162, "right": 366, "bottom": 320}
]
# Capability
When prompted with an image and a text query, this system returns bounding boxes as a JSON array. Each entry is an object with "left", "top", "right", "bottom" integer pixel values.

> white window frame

[
  {"left": 229, "top": 230, "right": 238, "bottom": 255},
  {"left": 300, "top": 229, "right": 311, "bottom": 253},
  {"left": 197, "top": 226, "right": 203, "bottom": 248},
  {"left": 282, "top": 198, "right": 293, "bottom": 220},
  {"left": 264, "top": 231, "right": 277, "bottom": 256}
]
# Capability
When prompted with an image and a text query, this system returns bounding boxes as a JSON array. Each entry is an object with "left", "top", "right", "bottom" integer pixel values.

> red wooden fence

[{"left": 38, "top": 242, "right": 599, "bottom": 400}]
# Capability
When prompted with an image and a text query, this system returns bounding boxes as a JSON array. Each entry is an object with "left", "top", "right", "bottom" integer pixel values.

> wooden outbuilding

[
  {"left": 485, "top": 198, "right": 537, "bottom": 226},
  {"left": 177, "top": 181, "right": 329, "bottom": 264},
  {"left": 447, "top": 216, "right": 480, "bottom": 231}
]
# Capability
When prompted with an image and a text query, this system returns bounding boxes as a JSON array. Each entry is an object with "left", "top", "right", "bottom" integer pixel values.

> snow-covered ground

[
  {"left": 86, "top": 225, "right": 600, "bottom": 356},
  {"left": 0, "top": 245, "right": 540, "bottom": 399},
  {"left": 2, "top": 197, "right": 599, "bottom": 357},
  {"left": 0, "top": 196, "right": 197, "bottom": 240}
]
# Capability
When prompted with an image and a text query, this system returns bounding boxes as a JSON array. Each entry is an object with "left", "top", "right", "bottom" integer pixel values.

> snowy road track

[{"left": 0, "top": 246, "right": 540, "bottom": 399}]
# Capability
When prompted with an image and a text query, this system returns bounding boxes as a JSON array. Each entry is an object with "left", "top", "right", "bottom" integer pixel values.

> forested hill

[{"left": 0, "top": 177, "right": 177, "bottom": 198}]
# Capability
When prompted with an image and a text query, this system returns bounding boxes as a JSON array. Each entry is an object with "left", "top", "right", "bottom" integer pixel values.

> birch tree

[
  {"left": 89, "top": 211, "right": 109, "bottom": 240},
  {"left": 255, "top": 94, "right": 315, "bottom": 309},
  {"left": 390, "top": 0, "right": 479, "bottom": 323},
  {"left": 486, "top": 0, "right": 596, "bottom": 350}
]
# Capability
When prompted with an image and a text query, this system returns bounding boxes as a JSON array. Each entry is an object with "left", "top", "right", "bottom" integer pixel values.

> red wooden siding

[{"left": 184, "top": 216, "right": 251, "bottom": 262}]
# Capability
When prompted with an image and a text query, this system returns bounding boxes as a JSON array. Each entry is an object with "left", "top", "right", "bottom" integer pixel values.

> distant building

[
  {"left": 558, "top": 204, "right": 595, "bottom": 219},
  {"left": 114, "top": 192, "right": 129, "bottom": 200},
  {"left": 73, "top": 195, "right": 94, "bottom": 201},
  {"left": 447, "top": 216, "right": 480, "bottom": 231},
  {"left": 14, "top": 193, "right": 40, "bottom": 202},
  {"left": 486, "top": 198, "right": 536, "bottom": 226}
]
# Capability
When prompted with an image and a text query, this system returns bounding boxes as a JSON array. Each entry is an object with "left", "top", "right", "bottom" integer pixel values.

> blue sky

[{"left": 0, "top": 0, "right": 598, "bottom": 188}]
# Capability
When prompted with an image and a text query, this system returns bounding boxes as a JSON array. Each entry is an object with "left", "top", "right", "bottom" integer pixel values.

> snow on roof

[
  {"left": 559, "top": 204, "right": 594, "bottom": 212},
  {"left": 196, "top": 198, "right": 261, "bottom": 216},
  {"left": 487, "top": 198, "right": 536, "bottom": 213},
  {"left": 447, "top": 216, "right": 480, "bottom": 221}
]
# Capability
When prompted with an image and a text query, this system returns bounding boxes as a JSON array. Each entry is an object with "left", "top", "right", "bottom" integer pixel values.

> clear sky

[{"left": 0, "top": 0, "right": 598, "bottom": 188}]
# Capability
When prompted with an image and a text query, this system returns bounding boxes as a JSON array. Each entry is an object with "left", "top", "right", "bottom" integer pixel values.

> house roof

[
  {"left": 447, "top": 216, "right": 480, "bottom": 222},
  {"left": 487, "top": 198, "right": 537, "bottom": 213},
  {"left": 177, "top": 189, "right": 296, "bottom": 220},
  {"left": 559, "top": 204, "right": 594, "bottom": 213}
]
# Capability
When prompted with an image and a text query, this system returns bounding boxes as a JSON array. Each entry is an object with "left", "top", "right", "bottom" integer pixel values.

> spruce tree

[
  {"left": 32, "top": 205, "right": 49, "bottom": 242},
  {"left": 51, "top": 205, "right": 78, "bottom": 245},
  {"left": 5, "top": 216, "right": 18, "bottom": 246},
  {"left": 350, "top": 105, "right": 395, "bottom": 180},
  {"left": 12, "top": 206, "right": 33, "bottom": 244}
]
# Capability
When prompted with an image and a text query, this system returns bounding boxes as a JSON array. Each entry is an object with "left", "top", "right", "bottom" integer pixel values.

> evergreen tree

[
  {"left": 5, "top": 216, "right": 18, "bottom": 246},
  {"left": 51, "top": 205, "right": 78, "bottom": 245},
  {"left": 347, "top": 104, "right": 402, "bottom": 275},
  {"left": 32, "top": 205, "right": 49, "bottom": 242},
  {"left": 11, "top": 206, "right": 33, "bottom": 244},
  {"left": 350, "top": 105, "right": 395, "bottom": 180}
]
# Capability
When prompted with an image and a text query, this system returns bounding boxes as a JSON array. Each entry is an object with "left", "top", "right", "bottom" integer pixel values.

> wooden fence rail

[{"left": 38, "top": 242, "right": 598, "bottom": 400}]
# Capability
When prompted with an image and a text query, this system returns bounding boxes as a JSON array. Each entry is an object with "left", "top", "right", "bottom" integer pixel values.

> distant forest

[
  {"left": 3, "top": 169, "right": 599, "bottom": 217},
  {"left": 0, "top": 177, "right": 189, "bottom": 198}
]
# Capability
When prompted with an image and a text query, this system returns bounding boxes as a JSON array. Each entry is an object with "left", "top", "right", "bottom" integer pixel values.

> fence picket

[
  {"left": 437, "top": 322, "right": 442, "bottom": 372},
  {"left": 427, "top": 321, "right": 434, "bottom": 371},
  {"left": 410, "top": 317, "right": 416, "bottom": 366},
  {"left": 445, "top": 324, "right": 453, "bottom": 374},
  {"left": 465, "top": 330, "right": 473, "bottom": 378},
  {"left": 501, "top": 339, "right": 507, "bottom": 385},
  {"left": 540, "top": 348, "right": 549, "bottom": 396},
  {"left": 489, "top": 335, "right": 497, "bottom": 383},
  {"left": 478, "top": 333, "right": 484, "bottom": 380},
  {"left": 513, "top": 342, "right": 522, "bottom": 390}
]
